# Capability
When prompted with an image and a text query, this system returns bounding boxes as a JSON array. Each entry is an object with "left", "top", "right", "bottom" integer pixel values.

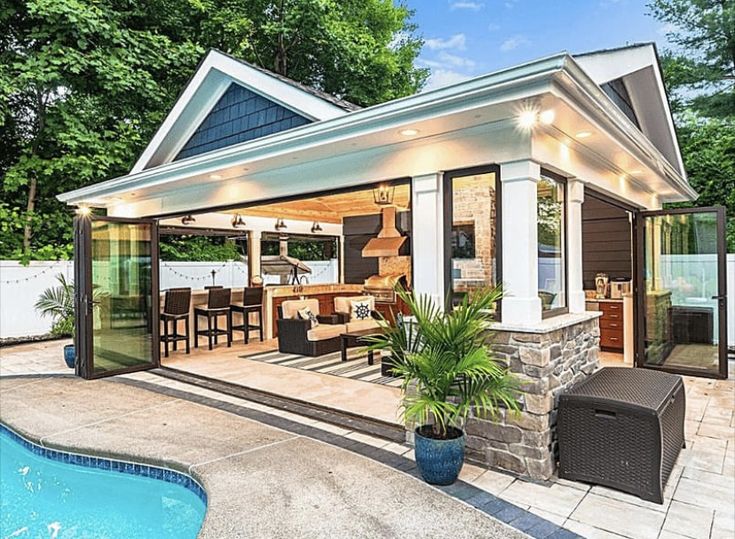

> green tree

[
  {"left": 648, "top": 0, "right": 735, "bottom": 249},
  {"left": 649, "top": 0, "right": 734, "bottom": 117},
  {"left": 1, "top": 0, "right": 427, "bottom": 261}
]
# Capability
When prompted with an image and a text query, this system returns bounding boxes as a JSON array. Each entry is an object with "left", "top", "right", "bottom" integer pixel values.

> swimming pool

[{"left": 0, "top": 424, "right": 206, "bottom": 538}]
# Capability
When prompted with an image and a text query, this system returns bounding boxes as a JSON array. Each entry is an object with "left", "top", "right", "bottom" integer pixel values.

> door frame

[
  {"left": 74, "top": 214, "right": 161, "bottom": 380},
  {"left": 633, "top": 205, "right": 728, "bottom": 380}
]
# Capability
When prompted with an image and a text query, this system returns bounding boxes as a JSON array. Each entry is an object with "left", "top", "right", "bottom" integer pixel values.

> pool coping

[{"left": 0, "top": 421, "right": 208, "bottom": 505}]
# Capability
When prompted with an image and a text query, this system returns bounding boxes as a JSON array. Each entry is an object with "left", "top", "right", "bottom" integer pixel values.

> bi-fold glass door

[
  {"left": 636, "top": 206, "right": 728, "bottom": 379},
  {"left": 74, "top": 215, "right": 160, "bottom": 379}
]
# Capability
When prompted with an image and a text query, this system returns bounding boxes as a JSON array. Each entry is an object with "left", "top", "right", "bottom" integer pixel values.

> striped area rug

[{"left": 239, "top": 348, "right": 402, "bottom": 387}]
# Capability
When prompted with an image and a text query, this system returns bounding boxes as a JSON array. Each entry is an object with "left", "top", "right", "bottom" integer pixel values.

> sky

[{"left": 407, "top": 0, "right": 675, "bottom": 90}]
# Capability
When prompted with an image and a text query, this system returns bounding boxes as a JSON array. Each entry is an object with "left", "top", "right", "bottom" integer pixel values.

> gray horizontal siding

[{"left": 175, "top": 83, "right": 311, "bottom": 161}]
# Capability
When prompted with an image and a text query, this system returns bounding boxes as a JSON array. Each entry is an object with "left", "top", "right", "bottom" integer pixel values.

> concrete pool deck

[{"left": 0, "top": 375, "right": 528, "bottom": 539}]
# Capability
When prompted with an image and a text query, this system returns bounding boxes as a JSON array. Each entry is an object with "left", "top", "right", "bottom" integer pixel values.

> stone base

[{"left": 465, "top": 316, "right": 600, "bottom": 480}]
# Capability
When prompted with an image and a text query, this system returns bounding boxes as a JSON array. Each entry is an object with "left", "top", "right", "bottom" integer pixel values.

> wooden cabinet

[{"left": 599, "top": 302, "right": 624, "bottom": 351}]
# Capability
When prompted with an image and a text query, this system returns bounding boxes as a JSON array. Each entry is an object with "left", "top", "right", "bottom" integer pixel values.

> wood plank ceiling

[{"left": 225, "top": 184, "right": 411, "bottom": 224}]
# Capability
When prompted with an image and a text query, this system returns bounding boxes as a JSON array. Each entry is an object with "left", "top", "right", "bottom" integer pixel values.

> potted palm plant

[
  {"left": 368, "top": 285, "right": 519, "bottom": 485},
  {"left": 34, "top": 274, "right": 101, "bottom": 368}
]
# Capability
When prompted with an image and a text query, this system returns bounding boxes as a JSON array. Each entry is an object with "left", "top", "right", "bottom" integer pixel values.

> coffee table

[{"left": 340, "top": 328, "right": 381, "bottom": 365}]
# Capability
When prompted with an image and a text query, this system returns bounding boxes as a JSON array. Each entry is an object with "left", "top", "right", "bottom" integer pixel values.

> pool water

[{"left": 0, "top": 427, "right": 206, "bottom": 538}]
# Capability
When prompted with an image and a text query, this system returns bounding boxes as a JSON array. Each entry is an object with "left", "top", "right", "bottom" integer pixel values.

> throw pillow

[
  {"left": 297, "top": 307, "right": 319, "bottom": 328},
  {"left": 350, "top": 300, "right": 372, "bottom": 321}
]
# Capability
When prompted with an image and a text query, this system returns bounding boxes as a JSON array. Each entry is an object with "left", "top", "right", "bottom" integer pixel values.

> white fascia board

[
  {"left": 130, "top": 50, "right": 348, "bottom": 173},
  {"left": 58, "top": 54, "right": 569, "bottom": 204},
  {"left": 556, "top": 56, "right": 695, "bottom": 201}
]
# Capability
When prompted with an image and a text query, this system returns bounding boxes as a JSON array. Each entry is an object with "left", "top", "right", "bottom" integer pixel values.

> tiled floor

[{"left": 2, "top": 340, "right": 734, "bottom": 539}]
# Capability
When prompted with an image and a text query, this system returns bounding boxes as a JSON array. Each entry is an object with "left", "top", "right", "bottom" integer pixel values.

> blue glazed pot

[
  {"left": 414, "top": 425, "right": 465, "bottom": 485},
  {"left": 63, "top": 344, "right": 76, "bottom": 369}
]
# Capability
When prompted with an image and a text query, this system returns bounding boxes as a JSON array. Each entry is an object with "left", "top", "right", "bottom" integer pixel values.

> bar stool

[
  {"left": 160, "top": 287, "right": 192, "bottom": 357},
  {"left": 231, "top": 286, "right": 264, "bottom": 344},
  {"left": 194, "top": 287, "right": 232, "bottom": 350}
]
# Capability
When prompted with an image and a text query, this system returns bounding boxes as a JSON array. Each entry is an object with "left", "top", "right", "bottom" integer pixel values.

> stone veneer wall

[{"left": 464, "top": 316, "right": 600, "bottom": 480}]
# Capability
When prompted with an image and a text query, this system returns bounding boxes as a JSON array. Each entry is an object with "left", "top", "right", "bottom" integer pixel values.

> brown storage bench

[{"left": 558, "top": 367, "right": 685, "bottom": 503}]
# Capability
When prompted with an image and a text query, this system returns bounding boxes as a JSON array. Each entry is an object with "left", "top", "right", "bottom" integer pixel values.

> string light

[{"left": 0, "top": 265, "right": 56, "bottom": 285}]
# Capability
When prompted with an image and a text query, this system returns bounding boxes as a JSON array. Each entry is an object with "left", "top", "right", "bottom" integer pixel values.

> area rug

[{"left": 239, "top": 349, "right": 402, "bottom": 387}]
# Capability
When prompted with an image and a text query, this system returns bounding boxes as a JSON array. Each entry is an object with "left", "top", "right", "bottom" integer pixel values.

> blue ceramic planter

[
  {"left": 414, "top": 426, "right": 465, "bottom": 485},
  {"left": 63, "top": 344, "right": 76, "bottom": 369}
]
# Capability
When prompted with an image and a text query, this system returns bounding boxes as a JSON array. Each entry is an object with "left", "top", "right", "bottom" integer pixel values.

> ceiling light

[
  {"left": 209, "top": 174, "right": 222, "bottom": 180},
  {"left": 75, "top": 206, "right": 91, "bottom": 216},
  {"left": 399, "top": 128, "right": 419, "bottom": 136},
  {"left": 231, "top": 214, "right": 246, "bottom": 228},
  {"left": 181, "top": 215, "right": 196, "bottom": 225},
  {"left": 517, "top": 110, "right": 537, "bottom": 129},
  {"left": 539, "top": 110, "right": 555, "bottom": 124},
  {"left": 311, "top": 222, "right": 323, "bottom": 234},
  {"left": 275, "top": 218, "right": 287, "bottom": 231},
  {"left": 576, "top": 131, "right": 592, "bottom": 139}
]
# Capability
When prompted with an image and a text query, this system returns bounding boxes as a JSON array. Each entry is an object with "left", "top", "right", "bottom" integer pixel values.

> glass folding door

[
  {"left": 637, "top": 207, "right": 728, "bottom": 378},
  {"left": 74, "top": 215, "right": 159, "bottom": 378}
]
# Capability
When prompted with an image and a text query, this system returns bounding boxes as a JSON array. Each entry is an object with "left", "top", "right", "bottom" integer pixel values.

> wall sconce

[
  {"left": 231, "top": 214, "right": 246, "bottom": 228},
  {"left": 275, "top": 218, "right": 287, "bottom": 231},
  {"left": 181, "top": 215, "right": 196, "bottom": 225},
  {"left": 311, "top": 221, "right": 323, "bottom": 233},
  {"left": 372, "top": 184, "right": 395, "bottom": 206}
]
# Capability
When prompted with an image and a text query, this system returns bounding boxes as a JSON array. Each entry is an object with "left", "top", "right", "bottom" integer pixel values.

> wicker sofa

[{"left": 276, "top": 299, "right": 345, "bottom": 356}]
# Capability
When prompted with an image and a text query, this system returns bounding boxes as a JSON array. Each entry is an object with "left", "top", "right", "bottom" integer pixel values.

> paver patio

[{"left": 1, "top": 340, "right": 733, "bottom": 539}]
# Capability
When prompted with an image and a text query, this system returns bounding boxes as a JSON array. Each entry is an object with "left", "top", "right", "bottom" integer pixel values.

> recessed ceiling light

[
  {"left": 210, "top": 174, "right": 222, "bottom": 180},
  {"left": 539, "top": 109, "right": 555, "bottom": 124},
  {"left": 399, "top": 128, "right": 419, "bottom": 136},
  {"left": 576, "top": 131, "right": 592, "bottom": 139}
]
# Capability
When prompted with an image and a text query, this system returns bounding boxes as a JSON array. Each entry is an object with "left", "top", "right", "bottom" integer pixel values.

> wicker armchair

[{"left": 277, "top": 299, "right": 345, "bottom": 356}]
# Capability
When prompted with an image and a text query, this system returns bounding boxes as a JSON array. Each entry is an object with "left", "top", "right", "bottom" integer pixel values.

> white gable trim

[
  {"left": 574, "top": 44, "right": 685, "bottom": 177},
  {"left": 130, "top": 50, "right": 349, "bottom": 173}
]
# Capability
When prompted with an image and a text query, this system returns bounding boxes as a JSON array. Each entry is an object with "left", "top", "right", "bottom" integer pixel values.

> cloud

[
  {"left": 423, "top": 69, "right": 473, "bottom": 91},
  {"left": 424, "top": 33, "right": 467, "bottom": 51},
  {"left": 487, "top": 23, "right": 500, "bottom": 32},
  {"left": 449, "top": 1, "right": 484, "bottom": 11},
  {"left": 500, "top": 35, "right": 530, "bottom": 52},
  {"left": 437, "top": 51, "right": 476, "bottom": 69}
]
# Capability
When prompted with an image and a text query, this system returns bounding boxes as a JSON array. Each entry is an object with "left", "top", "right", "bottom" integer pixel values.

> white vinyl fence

[{"left": 1, "top": 259, "right": 339, "bottom": 340}]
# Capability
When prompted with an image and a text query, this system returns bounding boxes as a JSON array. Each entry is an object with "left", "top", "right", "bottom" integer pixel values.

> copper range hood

[{"left": 361, "top": 206, "right": 406, "bottom": 258}]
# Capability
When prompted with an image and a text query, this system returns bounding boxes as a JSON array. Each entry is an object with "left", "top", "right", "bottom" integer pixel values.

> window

[
  {"left": 444, "top": 166, "right": 500, "bottom": 309},
  {"left": 537, "top": 172, "right": 566, "bottom": 314}
]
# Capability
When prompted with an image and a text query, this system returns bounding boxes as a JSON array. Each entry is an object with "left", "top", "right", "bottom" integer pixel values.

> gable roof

[
  {"left": 130, "top": 49, "right": 357, "bottom": 173},
  {"left": 573, "top": 42, "right": 685, "bottom": 177}
]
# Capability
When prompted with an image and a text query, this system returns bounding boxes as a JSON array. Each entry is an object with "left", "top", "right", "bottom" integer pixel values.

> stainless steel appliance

[
  {"left": 610, "top": 279, "right": 631, "bottom": 299},
  {"left": 363, "top": 274, "right": 407, "bottom": 304}
]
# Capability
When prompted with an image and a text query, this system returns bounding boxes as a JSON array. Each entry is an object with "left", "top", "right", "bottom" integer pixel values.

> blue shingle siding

[{"left": 174, "top": 82, "right": 311, "bottom": 161}]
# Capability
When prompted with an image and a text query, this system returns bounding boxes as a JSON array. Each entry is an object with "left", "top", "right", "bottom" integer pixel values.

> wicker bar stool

[
  {"left": 194, "top": 287, "right": 232, "bottom": 350},
  {"left": 160, "top": 287, "right": 192, "bottom": 357},
  {"left": 231, "top": 286, "right": 264, "bottom": 344}
]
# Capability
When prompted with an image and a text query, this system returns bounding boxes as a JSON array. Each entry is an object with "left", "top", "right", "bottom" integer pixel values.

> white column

[
  {"left": 567, "top": 178, "right": 586, "bottom": 313},
  {"left": 500, "top": 160, "right": 542, "bottom": 325},
  {"left": 411, "top": 173, "right": 444, "bottom": 307}
]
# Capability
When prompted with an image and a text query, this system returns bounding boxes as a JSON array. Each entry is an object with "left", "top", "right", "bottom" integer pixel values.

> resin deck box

[{"left": 557, "top": 367, "right": 685, "bottom": 503}]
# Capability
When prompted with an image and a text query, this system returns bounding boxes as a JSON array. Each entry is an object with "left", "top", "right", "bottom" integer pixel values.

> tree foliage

[
  {"left": 649, "top": 0, "right": 735, "bottom": 250},
  {"left": 1, "top": 0, "right": 427, "bottom": 261}
]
